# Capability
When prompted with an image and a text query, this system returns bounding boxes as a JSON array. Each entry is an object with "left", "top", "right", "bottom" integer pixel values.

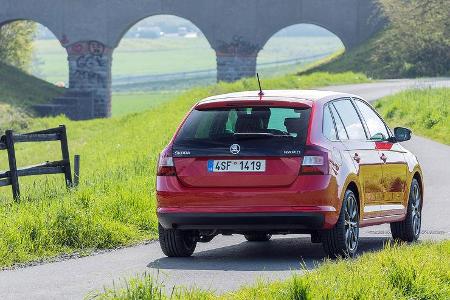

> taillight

[
  {"left": 300, "top": 147, "right": 329, "bottom": 175},
  {"left": 157, "top": 147, "right": 176, "bottom": 176}
]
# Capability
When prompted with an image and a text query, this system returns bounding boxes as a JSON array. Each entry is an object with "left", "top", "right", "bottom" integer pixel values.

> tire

[
  {"left": 158, "top": 224, "right": 197, "bottom": 257},
  {"left": 390, "top": 178, "right": 422, "bottom": 242},
  {"left": 244, "top": 233, "right": 272, "bottom": 242},
  {"left": 321, "top": 189, "right": 359, "bottom": 258}
]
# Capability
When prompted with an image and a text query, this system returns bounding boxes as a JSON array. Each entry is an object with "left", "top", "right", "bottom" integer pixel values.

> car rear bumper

[
  {"left": 157, "top": 175, "right": 340, "bottom": 229},
  {"left": 158, "top": 211, "right": 325, "bottom": 230}
]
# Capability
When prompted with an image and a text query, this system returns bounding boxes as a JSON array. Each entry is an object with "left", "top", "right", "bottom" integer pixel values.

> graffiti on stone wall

[
  {"left": 216, "top": 35, "right": 260, "bottom": 56},
  {"left": 68, "top": 41, "right": 109, "bottom": 89}
]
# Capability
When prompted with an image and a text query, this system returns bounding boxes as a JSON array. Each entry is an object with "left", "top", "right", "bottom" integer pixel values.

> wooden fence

[{"left": 0, "top": 125, "right": 78, "bottom": 201}]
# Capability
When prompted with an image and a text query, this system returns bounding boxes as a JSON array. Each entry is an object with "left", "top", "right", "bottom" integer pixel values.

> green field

[
  {"left": 0, "top": 71, "right": 368, "bottom": 268},
  {"left": 96, "top": 240, "right": 450, "bottom": 299},
  {"left": 374, "top": 88, "right": 450, "bottom": 145},
  {"left": 32, "top": 36, "right": 343, "bottom": 84},
  {"left": 112, "top": 91, "right": 181, "bottom": 117}
]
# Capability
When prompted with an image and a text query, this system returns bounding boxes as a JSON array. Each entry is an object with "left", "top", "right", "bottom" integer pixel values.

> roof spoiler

[{"left": 196, "top": 100, "right": 311, "bottom": 110}]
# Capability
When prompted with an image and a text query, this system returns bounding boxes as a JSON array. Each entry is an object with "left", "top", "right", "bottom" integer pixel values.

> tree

[{"left": 0, "top": 21, "right": 37, "bottom": 72}]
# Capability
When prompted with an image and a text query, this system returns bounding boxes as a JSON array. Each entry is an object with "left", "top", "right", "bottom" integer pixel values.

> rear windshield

[{"left": 173, "top": 107, "right": 311, "bottom": 157}]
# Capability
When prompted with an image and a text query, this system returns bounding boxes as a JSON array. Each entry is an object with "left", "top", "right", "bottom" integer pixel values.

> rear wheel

[
  {"left": 244, "top": 233, "right": 272, "bottom": 242},
  {"left": 321, "top": 189, "right": 359, "bottom": 258},
  {"left": 390, "top": 178, "right": 422, "bottom": 242},
  {"left": 158, "top": 224, "right": 197, "bottom": 257}
]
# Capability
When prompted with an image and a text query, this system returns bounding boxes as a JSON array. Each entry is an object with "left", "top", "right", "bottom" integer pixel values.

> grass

[
  {"left": 374, "top": 88, "right": 450, "bottom": 145},
  {"left": 94, "top": 240, "right": 450, "bottom": 299},
  {"left": 0, "top": 71, "right": 369, "bottom": 268},
  {"left": 32, "top": 36, "right": 343, "bottom": 83}
]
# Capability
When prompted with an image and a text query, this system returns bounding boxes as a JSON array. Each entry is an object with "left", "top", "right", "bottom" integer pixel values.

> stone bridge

[{"left": 0, "top": 0, "right": 384, "bottom": 119}]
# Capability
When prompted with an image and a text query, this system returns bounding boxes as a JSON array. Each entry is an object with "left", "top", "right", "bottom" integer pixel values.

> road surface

[{"left": 1, "top": 78, "right": 449, "bottom": 299}]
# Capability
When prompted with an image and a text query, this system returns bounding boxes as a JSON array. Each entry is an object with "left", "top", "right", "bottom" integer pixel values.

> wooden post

[
  {"left": 59, "top": 125, "right": 73, "bottom": 187},
  {"left": 5, "top": 130, "right": 20, "bottom": 201},
  {"left": 73, "top": 155, "right": 80, "bottom": 187}
]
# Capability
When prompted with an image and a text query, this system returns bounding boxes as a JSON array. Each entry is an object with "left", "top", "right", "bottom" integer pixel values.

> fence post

[
  {"left": 59, "top": 125, "right": 73, "bottom": 187},
  {"left": 73, "top": 154, "right": 80, "bottom": 187},
  {"left": 5, "top": 130, "right": 20, "bottom": 201}
]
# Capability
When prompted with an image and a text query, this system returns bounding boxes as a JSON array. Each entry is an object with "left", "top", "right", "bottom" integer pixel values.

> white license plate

[{"left": 208, "top": 160, "right": 266, "bottom": 172}]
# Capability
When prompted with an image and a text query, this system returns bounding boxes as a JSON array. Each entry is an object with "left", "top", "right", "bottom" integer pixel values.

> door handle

[
  {"left": 380, "top": 153, "right": 387, "bottom": 163},
  {"left": 352, "top": 153, "right": 361, "bottom": 163}
]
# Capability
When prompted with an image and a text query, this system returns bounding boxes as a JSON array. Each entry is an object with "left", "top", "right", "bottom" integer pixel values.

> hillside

[
  {"left": 0, "top": 61, "right": 63, "bottom": 132},
  {"left": 307, "top": 0, "right": 450, "bottom": 78},
  {"left": 0, "top": 61, "right": 63, "bottom": 108},
  {"left": 305, "top": 36, "right": 383, "bottom": 78}
]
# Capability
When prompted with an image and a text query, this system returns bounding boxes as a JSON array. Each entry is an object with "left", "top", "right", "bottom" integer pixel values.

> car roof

[{"left": 197, "top": 90, "right": 352, "bottom": 107}]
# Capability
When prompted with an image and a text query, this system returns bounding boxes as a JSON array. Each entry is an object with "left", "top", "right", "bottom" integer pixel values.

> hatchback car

[{"left": 156, "top": 90, "right": 423, "bottom": 258}]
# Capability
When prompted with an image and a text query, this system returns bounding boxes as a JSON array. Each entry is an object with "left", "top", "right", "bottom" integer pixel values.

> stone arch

[
  {"left": 110, "top": 13, "right": 215, "bottom": 51},
  {"left": 0, "top": 18, "right": 69, "bottom": 83},
  {"left": 259, "top": 22, "right": 349, "bottom": 54},
  {"left": 0, "top": 16, "right": 65, "bottom": 45},
  {"left": 256, "top": 23, "right": 345, "bottom": 74}
]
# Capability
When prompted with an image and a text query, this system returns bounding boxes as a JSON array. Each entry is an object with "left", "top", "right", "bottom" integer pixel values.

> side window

[
  {"left": 323, "top": 105, "right": 337, "bottom": 140},
  {"left": 330, "top": 104, "right": 348, "bottom": 140},
  {"left": 354, "top": 99, "right": 390, "bottom": 141},
  {"left": 333, "top": 99, "right": 367, "bottom": 140}
]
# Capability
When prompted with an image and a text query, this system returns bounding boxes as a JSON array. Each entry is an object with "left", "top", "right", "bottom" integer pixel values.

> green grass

[
  {"left": 94, "top": 240, "right": 450, "bottom": 300},
  {"left": 0, "top": 71, "right": 369, "bottom": 268},
  {"left": 112, "top": 91, "right": 181, "bottom": 117},
  {"left": 32, "top": 36, "right": 343, "bottom": 83},
  {"left": 375, "top": 88, "right": 450, "bottom": 145}
]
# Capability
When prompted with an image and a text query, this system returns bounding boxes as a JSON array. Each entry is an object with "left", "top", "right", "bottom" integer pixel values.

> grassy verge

[
  {"left": 375, "top": 88, "right": 450, "bottom": 145},
  {"left": 0, "top": 71, "right": 369, "bottom": 268},
  {"left": 94, "top": 240, "right": 450, "bottom": 300}
]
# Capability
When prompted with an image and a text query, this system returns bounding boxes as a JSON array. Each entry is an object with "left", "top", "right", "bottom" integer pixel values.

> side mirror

[{"left": 393, "top": 127, "right": 412, "bottom": 142}]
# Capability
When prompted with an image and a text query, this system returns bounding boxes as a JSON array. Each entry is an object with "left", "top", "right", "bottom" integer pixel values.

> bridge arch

[
  {"left": 0, "top": 19, "right": 68, "bottom": 83},
  {"left": 112, "top": 14, "right": 215, "bottom": 53},
  {"left": 257, "top": 23, "right": 345, "bottom": 75},
  {"left": 111, "top": 14, "right": 217, "bottom": 113}
]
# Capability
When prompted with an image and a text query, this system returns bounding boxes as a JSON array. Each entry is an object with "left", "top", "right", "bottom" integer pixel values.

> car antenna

[{"left": 257, "top": 73, "right": 264, "bottom": 99}]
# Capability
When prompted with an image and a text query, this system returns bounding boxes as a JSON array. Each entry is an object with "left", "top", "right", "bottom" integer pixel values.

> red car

[{"left": 156, "top": 90, "right": 423, "bottom": 258}]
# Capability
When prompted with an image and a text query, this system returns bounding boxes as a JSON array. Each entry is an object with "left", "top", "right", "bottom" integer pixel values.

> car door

[
  {"left": 331, "top": 99, "right": 384, "bottom": 218},
  {"left": 353, "top": 98, "right": 408, "bottom": 215}
]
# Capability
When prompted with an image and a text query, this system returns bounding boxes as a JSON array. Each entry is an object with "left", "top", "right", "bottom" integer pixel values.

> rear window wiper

[{"left": 233, "top": 133, "right": 291, "bottom": 140}]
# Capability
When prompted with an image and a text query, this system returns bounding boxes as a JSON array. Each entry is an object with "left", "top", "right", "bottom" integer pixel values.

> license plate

[{"left": 208, "top": 160, "right": 266, "bottom": 172}]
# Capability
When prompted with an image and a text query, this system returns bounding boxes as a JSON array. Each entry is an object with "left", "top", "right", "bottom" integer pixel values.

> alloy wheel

[
  {"left": 411, "top": 183, "right": 422, "bottom": 237},
  {"left": 344, "top": 194, "right": 359, "bottom": 253}
]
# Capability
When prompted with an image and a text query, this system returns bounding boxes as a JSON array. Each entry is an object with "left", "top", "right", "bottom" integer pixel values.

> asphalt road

[{"left": 1, "top": 79, "right": 449, "bottom": 299}]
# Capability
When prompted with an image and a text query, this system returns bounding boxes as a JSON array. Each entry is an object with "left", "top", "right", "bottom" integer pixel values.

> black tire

[
  {"left": 390, "top": 178, "right": 422, "bottom": 242},
  {"left": 244, "top": 233, "right": 272, "bottom": 242},
  {"left": 158, "top": 224, "right": 197, "bottom": 257},
  {"left": 321, "top": 189, "right": 359, "bottom": 258}
]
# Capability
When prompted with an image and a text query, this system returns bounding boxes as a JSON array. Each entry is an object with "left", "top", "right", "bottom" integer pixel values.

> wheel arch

[
  {"left": 346, "top": 181, "right": 361, "bottom": 216},
  {"left": 339, "top": 176, "right": 362, "bottom": 220}
]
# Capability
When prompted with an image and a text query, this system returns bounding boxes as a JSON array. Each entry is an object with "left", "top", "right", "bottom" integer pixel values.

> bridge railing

[{"left": 0, "top": 125, "right": 79, "bottom": 201}]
